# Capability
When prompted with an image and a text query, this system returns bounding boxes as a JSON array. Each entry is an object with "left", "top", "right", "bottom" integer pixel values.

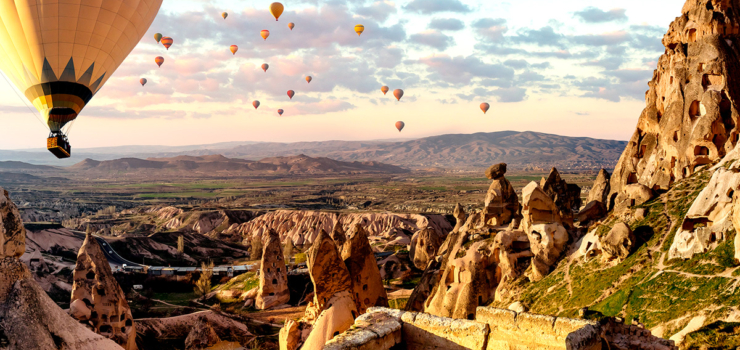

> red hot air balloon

[
  {"left": 480, "top": 103, "right": 490, "bottom": 114},
  {"left": 155, "top": 56, "right": 164, "bottom": 67},
  {"left": 395, "top": 121, "right": 405, "bottom": 132},
  {"left": 230, "top": 45, "right": 238, "bottom": 55},
  {"left": 306, "top": 76, "right": 312, "bottom": 83},
  {"left": 253, "top": 100, "right": 260, "bottom": 109},
  {"left": 287, "top": 90, "right": 295, "bottom": 99},
  {"left": 261, "top": 63, "right": 269, "bottom": 72},
  {"left": 161, "top": 36, "right": 173, "bottom": 50},
  {"left": 260, "top": 30, "right": 270, "bottom": 40},
  {"left": 381, "top": 86, "right": 389, "bottom": 95},
  {"left": 288, "top": 22, "right": 295, "bottom": 30},
  {"left": 140, "top": 78, "right": 147, "bottom": 86},
  {"left": 277, "top": 109, "right": 284, "bottom": 116},
  {"left": 393, "top": 89, "right": 404, "bottom": 101}
]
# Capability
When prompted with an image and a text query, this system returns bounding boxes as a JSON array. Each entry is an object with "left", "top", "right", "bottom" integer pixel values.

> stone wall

[{"left": 325, "top": 307, "right": 677, "bottom": 350}]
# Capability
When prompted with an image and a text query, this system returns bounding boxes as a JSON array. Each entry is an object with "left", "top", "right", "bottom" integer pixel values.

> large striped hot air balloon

[
  {"left": 0, "top": 0, "right": 164, "bottom": 158},
  {"left": 355, "top": 24, "right": 365, "bottom": 36},
  {"left": 161, "top": 37, "right": 173, "bottom": 50}
]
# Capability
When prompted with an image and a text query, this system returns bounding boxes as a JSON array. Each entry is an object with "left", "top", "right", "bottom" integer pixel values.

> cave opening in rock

[
  {"left": 627, "top": 172, "right": 638, "bottom": 184},
  {"left": 688, "top": 28, "right": 697, "bottom": 42},
  {"left": 689, "top": 101, "right": 702, "bottom": 119},
  {"left": 694, "top": 146, "right": 710, "bottom": 156},
  {"left": 674, "top": 131, "right": 679, "bottom": 142},
  {"left": 272, "top": 278, "right": 277, "bottom": 285},
  {"left": 682, "top": 217, "right": 712, "bottom": 231},
  {"left": 86, "top": 271, "right": 95, "bottom": 280}
]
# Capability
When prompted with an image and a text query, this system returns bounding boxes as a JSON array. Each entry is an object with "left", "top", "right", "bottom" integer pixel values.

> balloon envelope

[
  {"left": 480, "top": 103, "right": 490, "bottom": 114},
  {"left": 155, "top": 56, "right": 164, "bottom": 67},
  {"left": 288, "top": 22, "right": 295, "bottom": 30},
  {"left": 154, "top": 33, "right": 163, "bottom": 43},
  {"left": 270, "top": 2, "right": 284, "bottom": 21},
  {"left": 393, "top": 89, "right": 404, "bottom": 101},
  {"left": 230, "top": 45, "right": 238, "bottom": 55},
  {"left": 140, "top": 78, "right": 147, "bottom": 86},
  {"left": 253, "top": 101, "right": 260, "bottom": 109},
  {"left": 381, "top": 86, "right": 389, "bottom": 95},
  {"left": 261, "top": 30, "right": 270, "bottom": 40},
  {"left": 395, "top": 121, "right": 405, "bottom": 132},
  {"left": 355, "top": 24, "right": 365, "bottom": 36},
  {"left": 287, "top": 90, "right": 295, "bottom": 99},
  {"left": 261, "top": 63, "right": 269, "bottom": 72},
  {"left": 277, "top": 109, "right": 284, "bottom": 116},
  {"left": 161, "top": 36, "right": 173, "bottom": 50},
  {"left": 306, "top": 76, "right": 312, "bottom": 83},
  {"left": 221, "top": 12, "right": 228, "bottom": 19}
]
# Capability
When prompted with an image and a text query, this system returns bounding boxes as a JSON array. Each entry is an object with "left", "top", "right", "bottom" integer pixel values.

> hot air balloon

[
  {"left": 355, "top": 24, "right": 365, "bottom": 36},
  {"left": 155, "top": 56, "right": 165, "bottom": 67},
  {"left": 221, "top": 12, "right": 228, "bottom": 19},
  {"left": 277, "top": 109, "right": 284, "bottom": 116},
  {"left": 306, "top": 76, "right": 312, "bottom": 83},
  {"left": 261, "top": 30, "right": 270, "bottom": 40},
  {"left": 253, "top": 101, "right": 260, "bottom": 109},
  {"left": 395, "top": 121, "right": 405, "bottom": 132},
  {"left": 140, "top": 78, "right": 147, "bottom": 86},
  {"left": 393, "top": 89, "right": 404, "bottom": 101},
  {"left": 161, "top": 36, "right": 173, "bottom": 50},
  {"left": 230, "top": 45, "right": 238, "bottom": 55},
  {"left": 287, "top": 90, "right": 295, "bottom": 99},
  {"left": 288, "top": 22, "right": 295, "bottom": 30},
  {"left": 270, "top": 2, "right": 284, "bottom": 21},
  {"left": 0, "top": 0, "right": 164, "bottom": 158},
  {"left": 480, "top": 103, "right": 490, "bottom": 114},
  {"left": 154, "top": 33, "right": 163, "bottom": 43},
  {"left": 381, "top": 86, "right": 389, "bottom": 95},
  {"left": 261, "top": 64, "right": 269, "bottom": 72}
]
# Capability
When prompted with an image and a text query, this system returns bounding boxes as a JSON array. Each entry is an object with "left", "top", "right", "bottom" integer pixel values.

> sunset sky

[{"left": 0, "top": 0, "right": 679, "bottom": 150}]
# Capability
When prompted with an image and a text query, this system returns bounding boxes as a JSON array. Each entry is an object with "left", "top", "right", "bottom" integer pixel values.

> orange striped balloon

[
  {"left": 161, "top": 36, "right": 173, "bottom": 50},
  {"left": 155, "top": 56, "right": 164, "bottom": 67}
]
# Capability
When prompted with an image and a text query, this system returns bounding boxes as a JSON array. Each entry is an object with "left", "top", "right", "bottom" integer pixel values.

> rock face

[
  {"left": 136, "top": 311, "right": 253, "bottom": 349},
  {"left": 540, "top": 168, "right": 582, "bottom": 226},
  {"left": 256, "top": 229, "right": 290, "bottom": 309},
  {"left": 601, "top": 223, "right": 636, "bottom": 263},
  {"left": 609, "top": 0, "right": 740, "bottom": 206},
  {"left": 307, "top": 231, "right": 352, "bottom": 311},
  {"left": 70, "top": 234, "right": 137, "bottom": 350},
  {"left": 330, "top": 221, "right": 347, "bottom": 247},
  {"left": 409, "top": 227, "right": 445, "bottom": 270},
  {"left": 521, "top": 182, "right": 569, "bottom": 282},
  {"left": 340, "top": 224, "right": 388, "bottom": 314},
  {"left": 481, "top": 163, "right": 521, "bottom": 226},
  {"left": 0, "top": 187, "right": 122, "bottom": 350},
  {"left": 587, "top": 169, "right": 612, "bottom": 205}
]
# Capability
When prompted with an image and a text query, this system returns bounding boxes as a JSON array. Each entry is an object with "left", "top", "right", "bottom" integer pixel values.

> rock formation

[
  {"left": 587, "top": 169, "right": 612, "bottom": 205},
  {"left": 540, "top": 168, "right": 582, "bottom": 226},
  {"left": 601, "top": 223, "right": 636, "bottom": 263},
  {"left": 0, "top": 187, "right": 122, "bottom": 350},
  {"left": 409, "top": 226, "right": 445, "bottom": 270},
  {"left": 136, "top": 311, "right": 253, "bottom": 349},
  {"left": 481, "top": 163, "right": 521, "bottom": 226},
  {"left": 521, "top": 182, "right": 569, "bottom": 281},
  {"left": 609, "top": 0, "right": 740, "bottom": 206},
  {"left": 330, "top": 221, "right": 346, "bottom": 247},
  {"left": 256, "top": 229, "right": 290, "bottom": 309},
  {"left": 340, "top": 224, "right": 388, "bottom": 314},
  {"left": 70, "top": 234, "right": 137, "bottom": 350},
  {"left": 307, "top": 230, "right": 352, "bottom": 312}
]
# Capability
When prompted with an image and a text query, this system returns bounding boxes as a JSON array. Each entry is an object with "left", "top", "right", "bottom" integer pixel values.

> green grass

[
  {"left": 152, "top": 292, "right": 197, "bottom": 306},
  {"left": 217, "top": 272, "right": 259, "bottom": 292},
  {"left": 683, "top": 321, "right": 740, "bottom": 349}
]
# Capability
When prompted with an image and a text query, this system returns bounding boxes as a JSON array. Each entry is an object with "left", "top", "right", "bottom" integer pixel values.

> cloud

[
  {"left": 355, "top": 1, "right": 397, "bottom": 22},
  {"left": 276, "top": 99, "right": 356, "bottom": 116},
  {"left": 472, "top": 18, "right": 508, "bottom": 41},
  {"left": 417, "top": 55, "right": 514, "bottom": 85},
  {"left": 604, "top": 69, "right": 652, "bottom": 83},
  {"left": 404, "top": 0, "right": 472, "bottom": 14},
  {"left": 571, "top": 31, "right": 630, "bottom": 46},
  {"left": 510, "top": 26, "right": 565, "bottom": 48},
  {"left": 428, "top": 18, "right": 465, "bottom": 31},
  {"left": 409, "top": 30, "right": 453, "bottom": 50},
  {"left": 504, "top": 59, "right": 529, "bottom": 69},
  {"left": 574, "top": 7, "right": 628, "bottom": 23},
  {"left": 492, "top": 87, "right": 527, "bottom": 102}
]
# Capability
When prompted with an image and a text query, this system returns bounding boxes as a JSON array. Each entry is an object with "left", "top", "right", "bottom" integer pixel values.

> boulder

[
  {"left": 614, "top": 184, "right": 654, "bottom": 211},
  {"left": 540, "top": 168, "right": 582, "bottom": 226},
  {"left": 340, "top": 224, "right": 389, "bottom": 314},
  {"left": 256, "top": 229, "right": 290, "bottom": 310},
  {"left": 409, "top": 227, "right": 445, "bottom": 270},
  {"left": 485, "top": 163, "right": 507, "bottom": 180},
  {"left": 521, "top": 182, "right": 569, "bottom": 281},
  {"left": 577, "top": 200, "right": 607, "bottom": 225},
  {"left": 587, "top": 169, "right": 612, "bottom": 205},
  {"left": 601, "top": 223, "right": 636, "bottom": 263},
  {"left": 482, "top": 164, "right": 521, "bottom": 227}
]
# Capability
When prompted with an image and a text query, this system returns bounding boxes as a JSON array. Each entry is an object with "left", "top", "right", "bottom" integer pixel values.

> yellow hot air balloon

[
  {"left": 355, "top": 24, "right": 365, "bottom": 36},
  {"left": 0, "top": 0, "right": 164, "bottom": 158},
  {"left": 270, "top": 2, "right": 284, "bottom": 21},
  {"left": 154, "top": 33, "right": 163, "bottom": 43}
]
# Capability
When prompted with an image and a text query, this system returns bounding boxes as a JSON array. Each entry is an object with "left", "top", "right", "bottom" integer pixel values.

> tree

[
  {"left": 250, "top": 236, "right": 263, "bottom": 261},
  {"left": 194, "top": 260, "right": 214, "bottom": 301},
  {"left": 177, "top": 235, "right": 185, "bottom": 255}
]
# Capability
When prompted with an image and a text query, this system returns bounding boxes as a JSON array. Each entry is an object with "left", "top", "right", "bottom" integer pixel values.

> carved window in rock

[
  {"left": 86, "top": 271, "right": 96, "bottom": 280},
  {"left": 272, "top": 278, "right": 278, "bottom": 285},
  {"left": 99, "top": 325, "right": 113, "bottom": 334},
  {"left": 689, "top": 101, "right": 702, "bottom": 119},
  {"left": 694, "top": 146, "right": 710, "bottom": 156},
  {"left": 627, "top": 173, "right": 638, "bottom": 185},
  {"left": 688, "top": 29, "right": 697, "bottom": 42}
]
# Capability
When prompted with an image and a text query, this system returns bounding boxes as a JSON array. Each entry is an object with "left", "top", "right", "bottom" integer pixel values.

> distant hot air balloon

[
  {"left": 154, "top": 33, "right": 163, "bottom": 43},
  {"left": 253, "top": 100, "right": 260, "bottom": 109},
  {"left": 277, "top": 109, "right": 284, "bottom": 116},
  {"left": 480, "top": 103, "right": 490, "bottom": 114},
  {"left": 395, "top": 121, "right": 405, "bottom": 132},
  {"left": 230, "top": 45, "right": 238, "bottom": 55},
  {"left": 355, "top": 24, "right": 365, "bottom": 36},
  {"left": 261, "top": 63, "right": 269, "bottom": 72},
  {"left": 393, "top": 89, "right": 404, "bottom": 101},
  {"left": 261, "top": 30, "right": 270, "bottom": 40},
  {"left": 306, "top": 76, "right": 312, "bottom": 83},
  {"left": 270, "top": 2, "right": 284, "bottom": 21},
  {"left": 140, "top": 78, "right": 147, "bottom": 86},
  {"left": 287, "top": 90, "right": 295, "bottom": 99},
  {"left": 155, "top": 56, "right": 164, "bottom": 67},
  {"left": 221, "top": 12, "right": 228, "bottom": 19},
  {"left": 288, "top": 22, "right": 295, "bottom": 30},
  {"left": 381, "top": 86, "right": 389, "bottom": 95},
  {"left": 161, "top": 36, "right": 173, "bottom": 50},
  {"left": 0, "top": 0, "right": 164, "bottom": 159}
]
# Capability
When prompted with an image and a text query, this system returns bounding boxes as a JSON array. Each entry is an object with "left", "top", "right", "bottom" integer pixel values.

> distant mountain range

[{"left": 0, "top": 131, "right": 627, "bottom": 170}]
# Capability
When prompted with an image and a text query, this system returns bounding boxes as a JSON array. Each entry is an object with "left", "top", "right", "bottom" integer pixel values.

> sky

[{"left": 0, "top": 0, "right": 681, "bottom": 150}]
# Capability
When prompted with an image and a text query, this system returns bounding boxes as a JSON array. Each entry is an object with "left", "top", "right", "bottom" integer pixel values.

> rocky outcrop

[
  {"left": 136, "top": 311, "right": 253, "bottom": 349},
  {"left": 540, "top": 168, "right": 582, "bottom": 226},
  {"left": 601, "top": 223, "right": 636, "bottom": 263},
  {"left": 256, "top": 229, "right": 290, "bottom": 309},
  {"left": 481, "top": 163, "right": 521, "bottom": 227},
  {"left": 409, "top": 227, "right": 445, "bottom": 270},
  {"left": 184, "top": 316, "right": 221, "bottom": 350},
  {"left": 609, "top": 0, "right": 740, "bottom": 205},
  {"left": 587, "top": 169, "right": 611, "bottom": 205},
  {"left": 330, "top": 221, "right": 347, "bottom": 247},
  {"left": 70, "top": 234, "right": 137, "bottom": 350},
  {"left": 0, "top": 187, "right": 122, "bottom": 350},
  {"left": 340, "top": 224, "right": 388, "bottom": 314},
  {"left": 521, "top": 182, "right": 569, "bottom": 282},
  {"left": 307, "top": 231, "right": 352, "bottom": 312}
]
